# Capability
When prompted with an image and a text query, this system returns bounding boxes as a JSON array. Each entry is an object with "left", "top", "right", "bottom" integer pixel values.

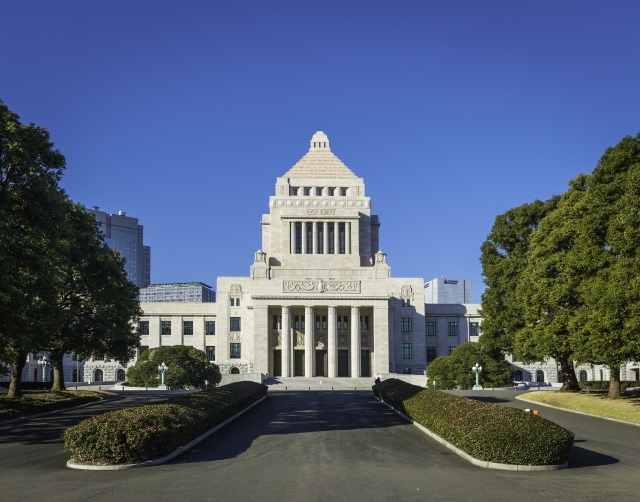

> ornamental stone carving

[
  {"left": 230, "top": 332, "right": 241, "bottom": 342},
  {"left": 230, "top": 284, "right": 243, "bottom": 295},
  {"left": 282, "top": 279, "right": 360, "bottom": 294},
  {"left": 400, "top": 285, "right": 414, "bottom": 301},
  {"left": 296, "top": 333, "right": 304, "bottom": 346},
  {"left": 306, "top": 208, "right": 335, "bottom": 216}
]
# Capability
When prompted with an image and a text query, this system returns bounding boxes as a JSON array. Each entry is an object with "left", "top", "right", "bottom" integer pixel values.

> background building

[
  {"left": 424, "top": 276, "right": 471, "bottom": 304},
  {"left": 138, "top": 282, "right": 216, "bottom": 303},
  {"left": 87, "top": 207, "right": 151, "bottom": 288}
]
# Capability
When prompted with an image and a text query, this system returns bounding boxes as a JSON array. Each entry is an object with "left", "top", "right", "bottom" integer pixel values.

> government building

[{"left": 82, "top": 131, "right": 481, "bottom": 383}]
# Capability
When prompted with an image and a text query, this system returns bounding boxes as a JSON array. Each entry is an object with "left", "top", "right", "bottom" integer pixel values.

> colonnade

[
  {"left": 289, "top": 221, "right": 353, "bottom": 255},
  {"left": 278, "top": 305, "right": 365, "bottom": 377}
]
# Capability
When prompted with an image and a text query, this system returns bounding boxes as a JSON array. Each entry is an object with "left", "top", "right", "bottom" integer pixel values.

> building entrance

[
  {"left": 315, "top": 350, "right": 328, "bottom": 377},
  {"left": 294, "top": 350, "right": 305, "bottom": 377},
  {"left": 338, "top": 350, "right": 349, "bottom": 377},
  {"left": 361, "top": 350, "right": 371, "bottom": 378},
  {"left": 273, "top": 349, "right": 282, "bottom": 377}
]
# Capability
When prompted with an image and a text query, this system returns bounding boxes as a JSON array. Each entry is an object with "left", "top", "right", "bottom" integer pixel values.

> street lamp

[
  {"left": 158, "top": 361, "right": 169, "bottom": 388},
  {"left": 38, "top": 355, "right": 48, "bottom": 382},
  {"left": 472, "top": 362, "right": 483, "bottom": 390}
]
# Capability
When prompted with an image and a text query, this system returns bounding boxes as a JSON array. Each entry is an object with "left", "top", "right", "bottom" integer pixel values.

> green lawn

[
  {"left": 0, "top": 390, "right": 115, "bottom": 421},
  {"left": 521, "top": 391, "right": 640, "bottom": 424}
]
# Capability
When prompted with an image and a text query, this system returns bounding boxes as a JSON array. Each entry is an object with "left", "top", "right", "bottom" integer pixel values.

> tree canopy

[{"left": 126, "top": 346, "right": 221, "bottom": 389}]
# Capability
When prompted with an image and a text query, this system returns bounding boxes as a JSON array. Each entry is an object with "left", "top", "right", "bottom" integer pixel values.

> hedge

[
  {"left": 373, "top": 378, "right": 574, "bottom": 466},
  {"left": 578, "top": 380, "right": 636, "bottom": 391},
  {"left": 63, "top": 381, "right": 267, "bottom": 465}
]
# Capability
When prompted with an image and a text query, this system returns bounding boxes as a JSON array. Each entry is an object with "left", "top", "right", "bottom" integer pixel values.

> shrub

[
  {"left": 63, "top": 381, "right": 266, "bottom": 465},
  {"left": 373, "top": 378, "right": 574, "bottom": 466},
  {"left": 578, "top": 380, "right": 635, "bottom": 391}
]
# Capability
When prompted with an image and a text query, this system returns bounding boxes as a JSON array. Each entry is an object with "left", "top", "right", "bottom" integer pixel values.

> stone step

[{"left": 265, "top": 376, "right": 374, "bottom": 391}]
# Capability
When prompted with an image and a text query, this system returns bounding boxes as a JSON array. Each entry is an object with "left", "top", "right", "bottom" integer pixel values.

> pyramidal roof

[{"left": 283, "top": 131, "right": 358, "bottom": 179}]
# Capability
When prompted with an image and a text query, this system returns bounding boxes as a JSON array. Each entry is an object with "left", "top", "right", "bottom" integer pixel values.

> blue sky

[{"left": 3, "top": 1, "right": 639, "bottom": 302}]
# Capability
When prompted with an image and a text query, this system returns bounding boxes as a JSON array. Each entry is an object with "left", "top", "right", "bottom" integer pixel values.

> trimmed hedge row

[
  {"left": 63, "top": 381, "right": 267, "bottom": 465},
  {"left": 578, "top": 380, "right": 636, "bottom": 391},
  {"left": 373, "top": 379, "right": 574, "bottom": 466}
]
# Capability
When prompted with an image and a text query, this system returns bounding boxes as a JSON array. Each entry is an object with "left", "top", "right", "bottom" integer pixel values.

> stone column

[
  {"left": 328, "top": 306, "right": 337, "bottom": 377},
  {"left": 282, "top": 306, "right": 291, "bottom": 377},
  {"left": 346, "top": 222, "right": 351, "bottom": 255},
  {"left": 290, "top": 222, "right": 296, "bottom": 255},
  {"left": 350, "top": 306, "right": 361, "bottom": 377},
  {"left": 333, "top": 222, "right": 339, "bottom": 255},
  {"left": 305, "top": 306, "right": 314, "bottom": 377}
]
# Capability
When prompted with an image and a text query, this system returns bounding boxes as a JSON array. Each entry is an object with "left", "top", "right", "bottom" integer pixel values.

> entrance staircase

[{"left": 264, "top": 376, "right": 375, "bottom": 391}]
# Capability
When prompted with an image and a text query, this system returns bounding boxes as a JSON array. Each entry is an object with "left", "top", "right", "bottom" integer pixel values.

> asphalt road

[{"left": 1, "top": 389, "right": 639, "bottom": 501}]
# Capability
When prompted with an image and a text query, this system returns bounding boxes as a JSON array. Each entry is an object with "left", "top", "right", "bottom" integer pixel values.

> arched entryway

[
  {"left": 116, "top": 369, "right": 126, "bottom": 381},
  {"left": 94, "top": 369, "right": 104, "bottom": 382}
]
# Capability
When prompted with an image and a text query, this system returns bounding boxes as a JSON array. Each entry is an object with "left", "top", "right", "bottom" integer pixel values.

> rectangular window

[
  {"left": 315, "top": 316, "right": 320, "bottom": 330},
  {"left": 236, "top": 298, "right": 240, "bottom": 307},
  {"left": 205, "top": 321, "right": 216, "bottom": 336},
  {"left": 317, "top": 224, "right": 324, "bottom": 254},
  {"left": 230, "top": 317, "right": 241, "bottom": 331},
  {"left": 316, "top": 187, "right": 322, "bottom": 196},
  {"left": 294, "top": 315, "right": 300, "bottom": 329},
  {"left": 183, "top": 321, "right": 193, "bottom": 336},
  {"left": 206, "top": 346, "right": 215, "bottom": 361},
  {"left": 94, "top": 355, "right": 104, "bottom": 361},
  {"left": 401, "top": 299, "right": 411, "bottom": 307},
  {"left": 230, "top": 298, "right": 235, "bottom": 306},
  {"left": 139, "top": 346, "right": 149, "bottom": 358},
  {"left": 291, "top": 187, "right": 298, "bottom": 195},
  {"left": 401, "top": 317, "right": 413, "bottom": 333},
  {"left": 470, "top": 322, "right": 479, "bottom": 337},
  {"left": 230, "top": 343, "right": 241, "bottom": 359},
  {"left": 138, "top": 321, "right": 149, "bottom": 335},
  {"left": 328, "top": 187, "right": 335, "bottom": 196},
  {"left": 448, "top": 346, "right": 456, "bottom": 355},
  {"left": 328, "top": 223, "right": 335, "bottom": 254},
  {"left": 71, "top": 353, "right": 78, "bottom": 361},
  {"left": 426, "top": 346, "right": 437, "bottom": 362},
  {"left": 401, "top": 343, "right": 413, "bottom": 359},
  {"left": 273, "top": 315, "right": 281, "bottom": 329},
  {"left": 322, "top": 316, "right": 327, "bottom": 330},
  {"left": 304, "top": 187, "right": 310, "bottom": 196},
  {"left": 295, "top": 222, "right": 302, "bottom": 254},
  {"left": 161, "top": 320, "right": 171, "bottom": 335},
  {"left": 425, "top": 321, "right": 436, "bottom": 336},
  {"left": 306, "top": 224, "right": 313, "bottom": 254},
  {"left": 360, "top": 315, "right": 370, "bottom": 330},
  {"left": 338, "top": 223, "right": 345, "bottom": 254},
  {"left": 448, "top": 322, "right": 458, "bottom": 337},
  {"left": 341, "top": 187, "right": 347, "bottom": 196}
]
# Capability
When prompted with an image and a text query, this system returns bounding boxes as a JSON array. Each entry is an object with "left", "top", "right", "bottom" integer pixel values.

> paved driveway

[{"left": 1, "top": 390, "right": 639, "bottom": 501}]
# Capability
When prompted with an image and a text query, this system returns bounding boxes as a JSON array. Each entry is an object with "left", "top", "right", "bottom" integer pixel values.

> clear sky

[{"left": 3, "top": 1, "right": 639, "bottom": 302}]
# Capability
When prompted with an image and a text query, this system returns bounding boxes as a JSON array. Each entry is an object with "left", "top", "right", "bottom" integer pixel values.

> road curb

[
  {"left": 515, "top": 395, "right": 640, "bottom": 428},
  {"left": 66, "top": 395, "right": 267, "bottom": 470},
  {"left": 377, "top": 398, "right": 568, "bottom": 471}
]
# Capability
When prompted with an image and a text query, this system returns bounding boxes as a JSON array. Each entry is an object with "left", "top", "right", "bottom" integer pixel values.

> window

[
  {"left": 322, "top": 316, "right": 327, "bottom": 330},
  {"left": 401, "top": 317, "right": 412, "bottom": 332},
  {"left": 447, "top": 346, "right": 456, "bottom": 355},
  {"left": 94, "top": 369, "right": 103, "bottom": 382},
  {"left": 183, "top": 321, "right": 193, "bottom": 336},
  {"left": 469, "top": 322, "right": 479, "bottom": 337},
  {"left": 317, "top": 225, "right": 324, "bottom": 254},
  {"left": 94, "top": 354, "right": 104, "bottom": 361},
  {"left": 291, "top": 187, "right": 298, "bottom": 195},
  {"left": 340, "top": 187, "right": 347, "bottom": 196},
  {"left": 328, "top": 224, "right": 335, "bottom": 254},
  {"left": 401, "top": 299, "right": 411, "bottom": 307},
  {"left": 161, "top": 320, "right": 171, "bottom": 335},
  {"left": 536, "top": 370, "right": 545, "bottom": 383},
  {"left": 295, "top": 222, "right": 302, "bottom": 254},
  {"left": 514, "top": 369, "right": 523, "bottom": 381},
  {"left": 304, "top": 187, "right": 310, "bottom": 196},
  {"left": 338, "top": 223, "right": 345, "bottom": 254},
  {"left": 116, "top": 369, "right": 126, "bottom": 381},
  {"left": 272, "top": 316, "right": 281, "bottom": 329},
  {"left": 579, "top": 370, "right": 588, "bottom": 382},
  {"left": 294, "top": 316, "right": 300, "bottom": 329},
  {"left": 230, "top": 298, "right": 234, "bottom": 306},
  {"left": 138, "top": 320, "right": 149, "bottom": 335},
  {"left": 448, "top": 322, "right": 458, "bottom": 337},
  {"left": 71, "top": 353, "right": 78, "bottom": 361},
  {"left": 315, "top": 316, "right": 321, "bottom": 330},
  {"left": 206, "top": 346, "right": 216, "bottom": 361},
  {"left": 401, "top": 343, "right": 413, "bottom": 359},
  {"left": 306, "top": 224, "right": 313, "bottom": 254},
  {"left": 360, "top": 315, "right": 369, "bottom": 330},
  {"left": 328, "top": 187, "right": 335, "bottom": 196},
  {"left": 426, "top": 346, "right": 437, "bottom": 362},
  {"left": 230, "top": 317, "right": 241, "bottom": 331},
  {"left": 316, "top": 187, "right": 322, "bottom": 196},
  {"left": 230, "top": 343, "right": 241, "bottom": 359},
  {"left": 337, "top": 316, "right": 348, "bottom": 330},
  {"left": 205, "top": 321, "right": 216, "bottom": 336},
  {"left": 230, "top": 297, "right": 240, "bottom": 307},
  {"left": 425, "top": 322, "right": 436, "bottom": 336}
]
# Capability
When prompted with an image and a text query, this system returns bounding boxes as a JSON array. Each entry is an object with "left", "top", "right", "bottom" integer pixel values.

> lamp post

[
  {"left": 158, "top": 361, "right": 169, "bottom": 388},
  {"left": 472, "top": 362, "right": 483, "bottom": 390},
  {"left": 38, "top": 355, "right": 48, "bottom": 382}
]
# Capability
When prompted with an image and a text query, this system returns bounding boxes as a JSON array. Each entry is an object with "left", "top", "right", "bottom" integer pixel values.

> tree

[
  {"left": 479, "top": 197, "right": 559, "bottom": 359},
  {"left": 426, "top": 343, "right": 513, "bottom": 390},
  {"left": 569, "top": 134, "right": 640, "bottom": 398},
  {"left": 126, "top": 346, "right": 221, "bottom": 389},
  {"left": 0, "top": 99, "right": 67, "bottom": 398},
  {"left": 513, "top": 180, "right": 586, "bottom": 392},
  {"left": 44, "top": 201, "right": 142, "bottom": 391}
]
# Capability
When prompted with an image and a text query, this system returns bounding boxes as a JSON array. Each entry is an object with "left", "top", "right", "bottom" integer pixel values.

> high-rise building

[
  {"left": 138, "top": 283, "right": 216, "bottom": 303},
  {"left": 424, "top": 276, "right": 471, "bottom": 304},
  {"left": 87, "top": 207, "right": 151, "bottom": 288}
]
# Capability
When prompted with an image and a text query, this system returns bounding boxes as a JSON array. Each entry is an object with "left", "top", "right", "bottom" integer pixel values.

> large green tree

[
  {"left": 0, "top": 99, "right": 67, "bottom": 397},
  {"left": 479, "top": 197, "right": 559, "bottom": 358},
  {"left": 126, "top": 346, "right": 221, "bottom": 389},
  {"left": 44, "top": 201, "right": 142, "bottom": 391},
  {"left": 569, "top": 134, "right": 640, "bottom": 398}
]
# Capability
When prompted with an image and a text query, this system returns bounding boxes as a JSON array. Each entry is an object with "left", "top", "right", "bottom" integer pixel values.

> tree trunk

[
  {"left": 50, "top": 352, "right": 67, "bottom": 392},
  {"left": 558, "top": 356, "right": 581, "bottom": 392},
  {"left": 608, "top": 366, "right": 621, "bottom": 399},
  {"left": 7, "top": 354, "right": 26, "bottom": 398}
]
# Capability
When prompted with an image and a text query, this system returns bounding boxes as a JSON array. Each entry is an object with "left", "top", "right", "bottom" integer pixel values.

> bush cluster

[
  {"left": 578, "top": 380, "right": 635, "bottom": 391},
  {"left": 63, "top": 381, "right": 267, "bottom": 465},
  {"left": 373, "top": 379, "right": 574, "bottom": 466}
]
